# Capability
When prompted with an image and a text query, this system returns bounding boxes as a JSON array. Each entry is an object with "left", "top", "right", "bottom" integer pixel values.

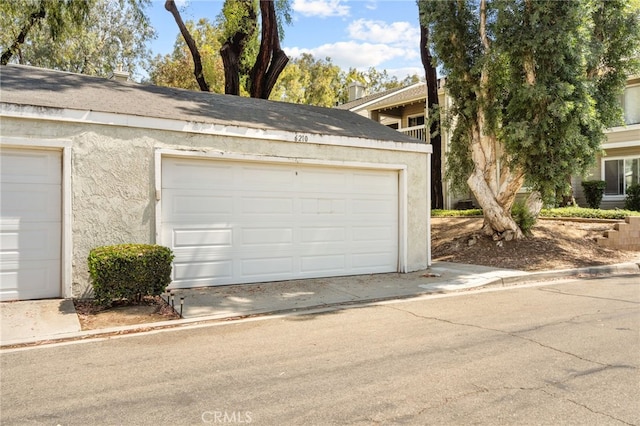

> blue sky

[{"left": 147, "top": 0, "right": 424, "bottom": 80}]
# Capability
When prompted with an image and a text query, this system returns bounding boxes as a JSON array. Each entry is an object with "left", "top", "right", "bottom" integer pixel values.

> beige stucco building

[{"left": 0, "top": 65, "right": 431, "bottom": 301}]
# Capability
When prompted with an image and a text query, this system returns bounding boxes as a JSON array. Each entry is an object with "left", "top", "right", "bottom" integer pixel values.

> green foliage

[
  {"left": 1, "top": 0, "right": 155, "bottom": 78},
  {"left": 581, "top": 180, "right": 607, "bottom": 209},
  {"left": 270, "top": 53, "right": 342, "bottom": 106},
  {"left": 88, "top": 244, "right": 174, "bottom": 306},
  {"left": 540, "top": 206, "right": 640, "bottom": 219},
  {"left": 511, "top": 202, "right": 537, "bottom": 236},
  {"left": 625, "top": 183, "right": 640, "bottom": 211},
  {"left": 148, "top": 19, "right": 225, "bottom": 92}
]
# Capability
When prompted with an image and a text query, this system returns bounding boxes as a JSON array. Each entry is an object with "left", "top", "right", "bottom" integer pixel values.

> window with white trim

[{"left": 603, "top": 156, "right": 640, "bottom": 196}]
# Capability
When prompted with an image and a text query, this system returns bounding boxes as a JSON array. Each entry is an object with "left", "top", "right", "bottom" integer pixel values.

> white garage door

[
  {"left": 162, "top": 157, "right": 399, "bottom": 288},
  {"left": 0, "top": 148, "right": 61, "bottom": 301}
]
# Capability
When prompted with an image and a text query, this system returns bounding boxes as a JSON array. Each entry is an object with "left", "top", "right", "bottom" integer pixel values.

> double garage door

[
  {"left": 162, "top": 157, "right": 399, "bottom": 288},
  {"left": 0, "top": 148, "right": 61, "bottom": 301}
]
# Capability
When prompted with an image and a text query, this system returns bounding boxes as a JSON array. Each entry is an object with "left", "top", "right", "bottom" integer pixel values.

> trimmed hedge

[
  {"left": 540, "top": 206, "right": 640, "bottom": 219},
  {"left": 88, "top": 244, "right": 174, "bottom": 305},
  {"left": 434, "top": 207, "right": 640, "bottom": 220},
  {"left": 625, "top": 183, "right": 640, "bottom": 211},
  {"left": 581, "top": 180, "right": 607, "bottom": 209}
]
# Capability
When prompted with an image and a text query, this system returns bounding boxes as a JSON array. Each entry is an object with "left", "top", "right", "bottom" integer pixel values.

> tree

[
  {"left": 419, "top": 7, "right": 443, "bottom": 210},
  {"left": 270, "top": 54, "right": 342, "bottom": 106},
  {"left": 1, "top": 0, "right": 154, "bottom": 78},
  {"left": 148, "top": 19, "right": 225, "bottom": 93},
  {"left": 1, "top": 0, "right": 92, "bottom": 65},
  {"left": 165, "top": 0, "right": 291, "bottom": 98},
  {"left": 419, "top": 0, "right": 640, "bottom": 240}
]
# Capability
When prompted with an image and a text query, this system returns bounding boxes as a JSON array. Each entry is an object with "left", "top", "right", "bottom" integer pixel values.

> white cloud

[
  {"left": 347, "top": 19, "right": 419, "bottom": 45},
  {"left": 292, "top": 0, "right": 350, "bottom": 18},
  {"left": 285, "top": 41, "right": 418, "bottom": 69}
]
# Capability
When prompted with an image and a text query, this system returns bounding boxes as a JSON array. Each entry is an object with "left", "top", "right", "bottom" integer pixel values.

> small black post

[{"left": 180, "top": 297, "right": 184, "bottom": 318}]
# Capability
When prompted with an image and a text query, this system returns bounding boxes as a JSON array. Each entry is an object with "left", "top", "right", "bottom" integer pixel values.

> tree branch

[
  {"left": 164, "top": 0, "right": 209, "bottom": 91},
  {"left": 1, "top": 3, "right": 46, "bottom": 65},
  {"left": 249, "top": 0, "right": 288, "bottom": 99}
]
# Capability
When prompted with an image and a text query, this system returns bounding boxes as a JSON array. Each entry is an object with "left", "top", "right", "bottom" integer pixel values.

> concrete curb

[
  {"left": 486, "top": 261, "right": 640, "bottom": 288},
  {"left": 2, "top": 262, "right": 639, "bottom": 349}
]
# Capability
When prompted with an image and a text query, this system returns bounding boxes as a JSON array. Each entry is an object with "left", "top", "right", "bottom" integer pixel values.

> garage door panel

[
  {"left": 174, "top": 260, "right": 233, "bottom": 282},
  {"left": 241, "top": 197, "right": 294, "bottom": 215},
  {"left": 352, "top": 225, "right": 396, "bottom": 242},
  {"left": 300, "top": 255, "right": 346, "bottom": 273},
  {"left": 1, "top": 184, "right": 61, "bottom": 222},
  {"left": 172, "top": 228, "right": 233, "bottom": 248},
  {"left": 0, "top": 224, "right": 61, "bottom": 262},
  {"left": 241, "top": 257, "right": 293, "bottom": 277},
  {"left": 241, "top": 227, "right": 294, "bottom": 246},
  {"left": 299, "top": 170, "right": 347, "bottom": 190},
  {"left": 162, "top": 158, "right": 398, "bottom": 288},
  {"left": 0, "top": 150, "right": 61, "bottom": 184},
  {"left": 352, "top": 198, "right": 397, "bottom": 215},
  {"left": 300, "top": 227, "right": 345, "bottom": 243},
  {"left": 163, "top": 160, "right": 234, "bottom": 189},
  {"left": 164, "top": 192, "right": 233, "bottom": 219},
  {"left": 0, "top": 259, "right": 60, "bottom": 300},
  {"left": 352, "top": 172, "right": 397, "bottom": 193},
  {"left": 240, "top": 166, "right": 294, "bottom": 187},
  {"left": 352, "top": 252, "right": 397, "bottom": 270}
]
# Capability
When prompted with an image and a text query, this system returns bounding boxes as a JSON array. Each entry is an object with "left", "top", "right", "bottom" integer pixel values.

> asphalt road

[{"left": 1, "top": 275, "right": 639, "bottom": 425}]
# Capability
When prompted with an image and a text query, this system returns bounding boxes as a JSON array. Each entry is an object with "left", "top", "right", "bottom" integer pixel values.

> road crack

[{"left": 383, "top": 305, "right": 614, "bottom": 367}]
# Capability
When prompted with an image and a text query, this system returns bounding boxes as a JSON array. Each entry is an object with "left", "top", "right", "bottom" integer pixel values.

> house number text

[{"left": 294, "top": 134, "right": 309, "bottom": 142}]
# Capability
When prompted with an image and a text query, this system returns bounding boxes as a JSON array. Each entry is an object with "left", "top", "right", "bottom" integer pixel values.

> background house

[
  {"left": 0, "top": 64, "right": 431, "bottom": 301},
  {"left": 338, "top": 80, "right": 467, "bottom": 210},
  {"left": 573, "top": 76, "right": 640, "bottom": 208},
  {"left": 340, "top": 77, "right": 640, "bottom": 210}
]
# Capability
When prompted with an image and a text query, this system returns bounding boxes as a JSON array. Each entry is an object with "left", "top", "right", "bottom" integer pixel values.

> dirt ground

[
  {"left": 74, "top": 296, "right": 180, "bottom": 330},
  {"left": 432, "top": 217, "right": 639, "bottom": 271},
  {"left": 75, "top": 217, "right": 639, "bottom": 330}
]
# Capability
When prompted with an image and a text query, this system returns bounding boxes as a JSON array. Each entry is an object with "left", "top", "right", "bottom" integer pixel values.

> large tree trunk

[
  {"left": 165, "top": 0, "right": 209, "bottom": 92},
  {"left": 219, "top": 0, "right": 255, "bottom": 96},
  {"left": 467, "top": 0, "right": 524, "bottom": 241},
  {"left": 249, "top": 0, "right": 289, "bottom": 99},
  {"left": 419, "top": 17, "right": 443, "bottom": 210}
]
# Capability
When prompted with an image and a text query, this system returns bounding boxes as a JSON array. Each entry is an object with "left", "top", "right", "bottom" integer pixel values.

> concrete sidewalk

[{"left": 2, "top": 260, "right": 639, "bottom": 347}]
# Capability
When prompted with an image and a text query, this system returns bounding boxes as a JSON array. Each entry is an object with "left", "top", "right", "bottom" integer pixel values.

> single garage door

[
  {"left": 162, "top": 157, "right": 399, "bottom": 288},
  {"left": 0, "top": 148, "right": 62, "bottom": 301}
]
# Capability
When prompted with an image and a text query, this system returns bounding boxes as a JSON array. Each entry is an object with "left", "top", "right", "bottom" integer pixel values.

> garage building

[{"left": 0, "top": 64, "right": 431, "bottom": 301}]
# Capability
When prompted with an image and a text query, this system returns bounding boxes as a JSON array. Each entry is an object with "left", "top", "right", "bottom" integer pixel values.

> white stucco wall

[{"left": 1, "top": 115, "right": 430, "bottom": 297}]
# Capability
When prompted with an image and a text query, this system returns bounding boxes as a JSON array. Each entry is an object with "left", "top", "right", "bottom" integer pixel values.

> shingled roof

[{"left": 0, "top": 64, "right": 423, "bottom": 144}]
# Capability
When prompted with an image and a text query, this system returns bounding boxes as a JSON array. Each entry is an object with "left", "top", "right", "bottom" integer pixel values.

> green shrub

[
  {"left": 625, "top": 183, "right": 640, "bottom": 211},
  {"left": 432, "top": 209, "right": 483, "bottom": 217},
  {"left": 88, "top": 244, "right": 174, "bottom": 305},
  {"left": 511, "top": 202, "right": 536, "bottom": 236},
  {"left": 581, "top": 180, "right": 607, "bottom": 209}
]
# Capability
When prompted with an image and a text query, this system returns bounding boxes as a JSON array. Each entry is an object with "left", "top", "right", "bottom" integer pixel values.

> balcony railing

[{"left": 398, "top": 125, "right": 427, "bottom": 141}]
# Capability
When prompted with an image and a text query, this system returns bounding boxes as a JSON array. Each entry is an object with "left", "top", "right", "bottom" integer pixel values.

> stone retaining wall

[{"left": 596, "top": 216, "right": 640, "bottom": 250}]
